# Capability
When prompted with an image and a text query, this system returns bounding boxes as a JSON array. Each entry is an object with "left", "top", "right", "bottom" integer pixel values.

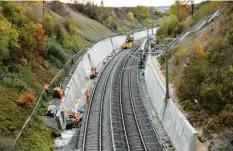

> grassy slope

[
  {"left": 49, "top": 3, "right": 113, "bottom": 40},
  {"left": 0, "top": 2, "right": 114, "bottom": 151},
  {"left": 63, "top": 5, "right": 113, "bottom": 39}
]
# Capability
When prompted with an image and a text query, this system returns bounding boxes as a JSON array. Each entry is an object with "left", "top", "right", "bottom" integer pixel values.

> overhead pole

[
  {"left": 191, "top": 0, "right": 194, "bottom": 20},
  {"left": 165, "top": 44, "right": 170, "bottom": 99},
  {"left": 152, "top": 22, "right": 153, "bottom": 36}
]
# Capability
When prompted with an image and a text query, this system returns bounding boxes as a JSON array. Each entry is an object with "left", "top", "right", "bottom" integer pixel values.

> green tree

[
  {"left": 169, "top": 1, "right": 188, "bottom": 22},
  {"left": 159, "top": 14, "right": 179, "bottom": 36},
  {"left": 44, "top": 13, "right": 55, "bottom": 36},
  {"left": 18, "top": 23, "right": 37, "bottom": 62},
  {"left": 0, "top": 15, "right": 19, "bottom": 62},
  {"left": 133, "top": 6, "right": 150, "bottom": 22}
]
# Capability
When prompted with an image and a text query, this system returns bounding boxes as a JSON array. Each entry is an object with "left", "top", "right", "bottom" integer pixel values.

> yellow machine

[{"left": 121, "top": 32, "right": 136, "bottom": 49}]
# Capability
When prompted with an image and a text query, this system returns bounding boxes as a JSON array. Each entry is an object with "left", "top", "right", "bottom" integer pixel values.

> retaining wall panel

[{"left": 145, "top": 55, "right": 197, "bottom": 151}]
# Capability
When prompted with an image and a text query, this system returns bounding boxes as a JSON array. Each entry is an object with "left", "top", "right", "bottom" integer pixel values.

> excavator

[{"left": 121, "top": 31, "right": 136, "bottom": 49}]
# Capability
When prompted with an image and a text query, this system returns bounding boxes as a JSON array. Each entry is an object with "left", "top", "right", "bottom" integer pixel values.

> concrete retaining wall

[
  {"left": 56, "top": 28, "right": 156, "bottom": 129},
  {"left": 144, "top": 55, "right": 197, "bottom": 151}
]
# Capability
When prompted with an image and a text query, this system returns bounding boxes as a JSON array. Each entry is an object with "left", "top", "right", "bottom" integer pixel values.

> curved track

[
  {"left": 82, "top": 42, "right": 163, "bottom": 151},
  {"left": 111, "top": 45, "right": 163, "bottom": 151},
  {"left": 83, "top": 50, "right": 124, "bottom": 151}
]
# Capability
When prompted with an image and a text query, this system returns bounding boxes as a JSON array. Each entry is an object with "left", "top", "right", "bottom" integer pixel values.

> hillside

[
  {"left": 0, "top": 1, "right": 114, "bottom": 150},
  {"left": 67, "top": 3, "right": 162, "bottom": 32},
  {"left": 157, "top": 2, "right": 233, "bottom": 150},
  {"left": 48, "top": 2, "right": 113, "bottom": 40}
]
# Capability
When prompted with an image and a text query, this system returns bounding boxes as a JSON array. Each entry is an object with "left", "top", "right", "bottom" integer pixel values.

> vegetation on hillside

[
  {"left": 159, "top": 3, "right": 233, "bottom": 149},
  {"left": 69, "top": 3, "right": 162, "bottom": 32},
  {"left": 0, "top": 1, "right": 92, "bottom": 150},
  {"left": 156, "top": 1, "right": 222, "bottom": 43}
]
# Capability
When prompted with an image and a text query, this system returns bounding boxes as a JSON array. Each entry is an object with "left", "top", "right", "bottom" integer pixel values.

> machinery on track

[{"left": 121, "top": 31, "right": 136, "bottom": 49}]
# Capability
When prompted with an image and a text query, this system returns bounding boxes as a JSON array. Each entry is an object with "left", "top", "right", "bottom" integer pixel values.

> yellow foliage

[
  {"left": 127, "top": 11, "right": 134, "bottom": 20},
  {"left": 228, "top": 65, "right": 233, "bottom": 73},
  {"left": 194, "top": 41, "right": 205, "bottom": 56},
  {"left": 111, "top": 10, "right": 116, "bottom": 18}
]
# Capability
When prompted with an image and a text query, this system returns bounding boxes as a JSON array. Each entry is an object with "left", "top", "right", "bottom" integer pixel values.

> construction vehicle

[
  {"left": 88, "top": 54, "right": 98, "bottom": 79},
  {"left": 121, "top": 32, "right": 136, "bottom": 49},
  {"left": 65, "top": 110, "right": 83, "bottom": 129}
]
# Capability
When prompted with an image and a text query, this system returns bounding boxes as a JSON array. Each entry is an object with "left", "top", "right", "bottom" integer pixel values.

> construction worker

[
  {"left": 44, "top": 84, "right": 49, "bottom": 95},
  {"left": 60, "top": 88, "right": 64, "bottom": 103},
  {"left": 85, "top": 89, "right": 90, "bottom": 104},
  {"left": 90, "top": 67, "right": 97, "bottom": 79},
  {"left": 66, "top": 110, "right": 76, "bottom": 117}
]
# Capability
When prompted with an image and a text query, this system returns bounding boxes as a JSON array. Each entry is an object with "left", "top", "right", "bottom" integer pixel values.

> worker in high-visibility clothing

[
  {"left": 65, "top": 110, "right": 76, "bottom": 118},
  {"left": 59, "top": 88, "right": 64, "bottom": 102},
  {"left": 85, "top": 89, "right": 90, "bottom": 104},
  {"left": 44, "top": 84, "right": 49, "bottom": 95}
]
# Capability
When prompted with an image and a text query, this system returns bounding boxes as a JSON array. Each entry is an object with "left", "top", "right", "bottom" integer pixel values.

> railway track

[
  {"left": 82, "top": 49, "right": 125, "bottom": 151},
  {"left": 82, "top": 42, "right": 163, "bottom": 151},
  {"left": 111, "top": 45, "right": 163, "bottom": 151}
]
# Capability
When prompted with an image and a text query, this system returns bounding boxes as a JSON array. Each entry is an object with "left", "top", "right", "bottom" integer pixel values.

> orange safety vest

[
  {"left": 75, "top": 113, "right": 80, "bottom": 121},
  {"left": 67, "top": 110, "right": 76, "bottom": 116}
]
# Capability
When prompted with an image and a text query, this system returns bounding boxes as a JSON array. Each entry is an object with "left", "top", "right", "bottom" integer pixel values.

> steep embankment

[
  {"left": 158, "top": 3, "right": 233, "bottom": 150},
  {"left": 48, "top": 2, "right": 113, "bottom": 40},
  {"left": 0, "top": 1, "right": 114, "bottom": 151},
  {"left": 67, "top": 3, "right": 161, "bottom": 32}
]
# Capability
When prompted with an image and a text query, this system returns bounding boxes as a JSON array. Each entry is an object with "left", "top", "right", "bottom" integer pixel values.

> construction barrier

[{"left": 144, "top": 55, "right": 197, "bottom": 151}]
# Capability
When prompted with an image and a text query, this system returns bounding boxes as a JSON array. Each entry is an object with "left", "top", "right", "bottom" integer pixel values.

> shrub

[
  {"left": 17, "top": 91, "right": 36, "bottom": 106},
  {"left": 44, "top": 39, "right": 67, "bottom": 65},
  {"left": 2, "top": 74, "right": 30, "bottom": 91}
]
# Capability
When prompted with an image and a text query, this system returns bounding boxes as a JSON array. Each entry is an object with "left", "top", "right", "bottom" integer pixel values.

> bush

[
  {"left": 2, "top": 74, "right": 30, "bottom": 91},
  {"left": 103, "top": 18, "right": 117, "bottom": 31},
  {"left": 45, "top": 39, "right": 67, "bottom": 65},
  {"left": 17, "top": 91, "right": 36, "bottom": 106}
]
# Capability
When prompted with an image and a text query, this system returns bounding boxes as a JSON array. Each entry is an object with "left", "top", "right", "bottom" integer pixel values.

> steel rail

[
  {"left": 82, "top": 49, "right": 124, "bottom": 151},
  {"left": 110, "top": 45, "right": 140, "bottom": 151},
  {"left": 127, "top": 49, "right": 148, "bottom": 151}
]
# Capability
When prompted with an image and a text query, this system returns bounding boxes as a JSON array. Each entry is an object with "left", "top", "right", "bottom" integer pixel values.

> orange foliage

[
  {"left": 194, "top": 41, "right": 204, "bottom": 56},
  {"left": 0, "top": 26, "right": 6, "bottom": 31},
  {"left": 33, "top": 23, "right": 46, "bottom": 53},
  {"left": 181, "top": 5, "right": 189, "bottom": 14},
  {"left": 17, "top": 91, "right": 36, "bottom": 106},
  {"left": 202, "top": 33, "right": 208, "bottom": 40}
]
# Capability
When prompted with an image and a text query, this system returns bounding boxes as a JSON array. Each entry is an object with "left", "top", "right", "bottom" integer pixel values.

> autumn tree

[
  {"left": 169, "top": 0, "right": 188, "bottom": 22},
  {"left": 194, "top": 41, "right": 205, "bottom": 56},
  {"left": 17, "top": 91, "right": 36, "bottom": 106},
  {"left": 111, "top": 10, "right": 116, "bottom": 18},
  {"left": 127, "top": 11, "right": 134, "bottom": 20},
  {"left": 33, "top": 23, "right": 46, "bottom": 54}
]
